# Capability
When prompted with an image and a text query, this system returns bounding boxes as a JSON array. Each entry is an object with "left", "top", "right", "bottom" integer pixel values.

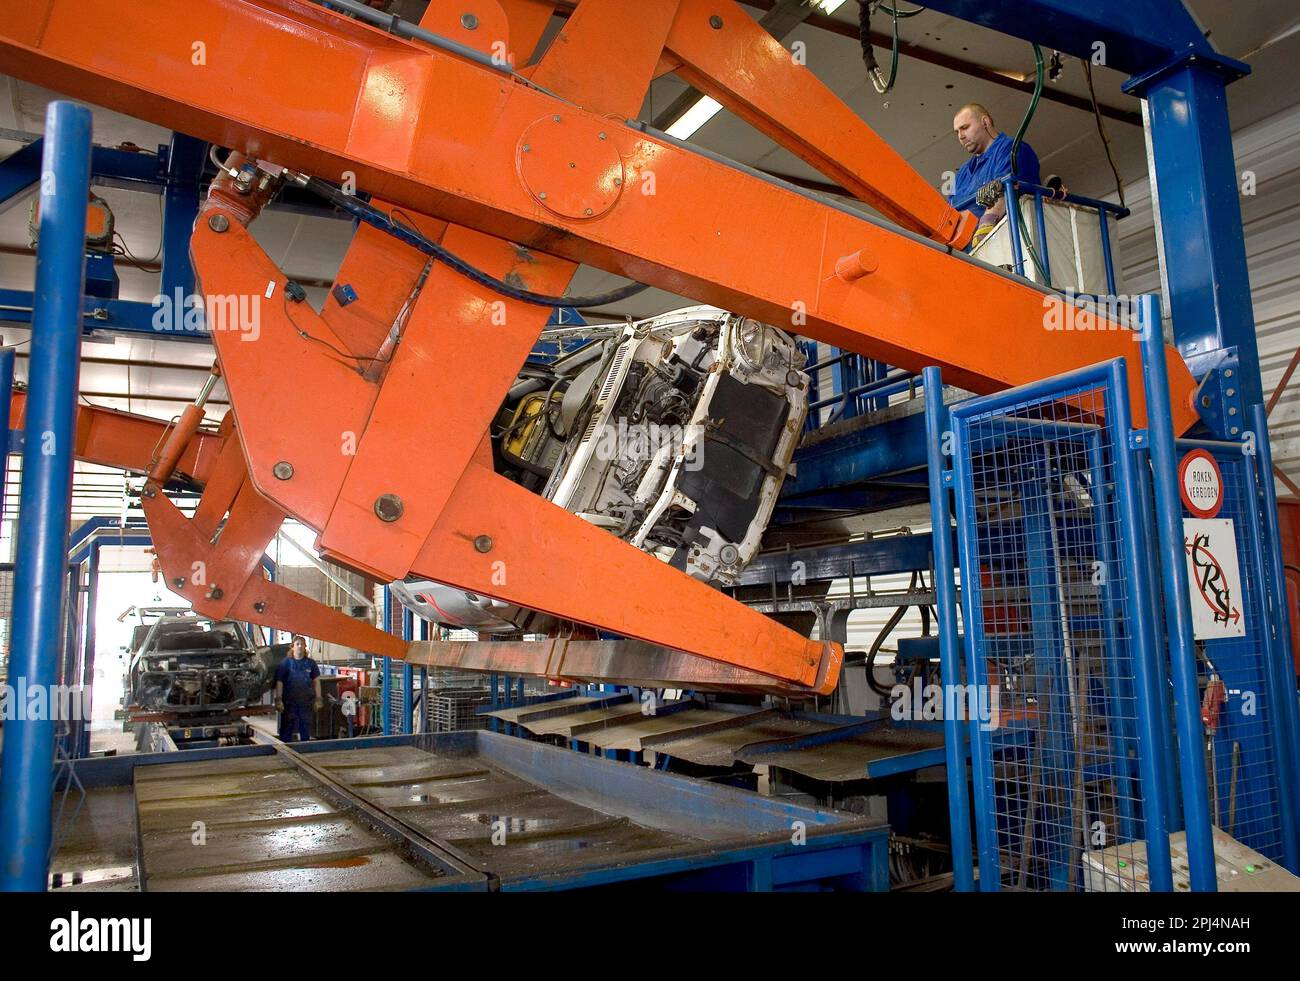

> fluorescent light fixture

[
  {"left": 818, "top": 0, "right": 849, "bottom": 13},
  {"left": 665, "top": 95, "right": 723, "bottom": 140}
]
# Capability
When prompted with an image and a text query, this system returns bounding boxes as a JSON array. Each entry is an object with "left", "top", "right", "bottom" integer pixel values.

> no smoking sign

[{"left": 1179, "top": 449, "right": 1224, "bottom": 518}]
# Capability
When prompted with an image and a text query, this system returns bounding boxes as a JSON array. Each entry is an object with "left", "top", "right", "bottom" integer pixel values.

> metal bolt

[
  {"left": 1201, "top": 396, "right": 1212, "bottom": 408},
  {"left": 208, "top": 587, "right": 224, "bottom": 600},
  {"left": 584, "top": 208, "right": 593, "bottom": 216},
  {"left": 569, "top": 161, "right": 576, "bottom": 168},
  {"left": 460, "top": 12, "right": 478, "bottom": 29},
  {"left": 613, "top": 177, "right": 622, "bottom": 186},
  {"left": 273, "top": 461, "right": 294, "bottom": 480},
  {"left": 539, "top": 191, "right": 548, "bottom": 200},
  {"left": 473, "top": 535, "right": 494, "bottom": 553},
  {"left": 1228, "top": 406, "right": 1238, "bottom": 416},
  {"left": 208, "top": 214, "right": 230, "bottom": 233},
  {"left": 253, "top": 601, "right": 266, "bottom": 614},
  {"left": 709, "top": 15, "right": 723, "bottom": 29},
  {"left": 521, "top": 143, "right": 530, "bottom": 153},
  {"left": 1225, "top": 369, "right": 1234, "bottom": 378},
  {"left": 142, "top": 486, "right": 156, "bottom": 499},
  {"left": 598, "top": 131, "right": 607, "bottom": 140},
  {"left": 173, "top": 577, "right": 186, "bottom": 588},
  {"left": 1230, "top": 426, "right": 1240, "bottom": 435},
  {"left": 1227, "top": 388, "right": 1236, "bottom": 397},
  {"left": 553, "top": 114, "right": 562, "bottom": 123},
  {"left": 374, "top": 493, "right": 404, "bottom": 522}
]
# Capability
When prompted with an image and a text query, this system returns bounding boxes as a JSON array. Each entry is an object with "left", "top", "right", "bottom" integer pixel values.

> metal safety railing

[{"left": 954, "top": 175, "right": 1128, "bottom": 295}]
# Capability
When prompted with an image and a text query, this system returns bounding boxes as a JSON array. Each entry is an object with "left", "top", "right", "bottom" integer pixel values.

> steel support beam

[
  {"left": 0, "top": 101, "right": 91, "bottom": 892},
  {"left": 1128, "top": 63, "right": 1261, "bottom": 405}
]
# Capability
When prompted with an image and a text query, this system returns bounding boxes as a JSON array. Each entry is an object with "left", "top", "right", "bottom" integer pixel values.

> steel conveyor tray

[{"left": 54, "top": 731, "right": 888, "bottom": 891}]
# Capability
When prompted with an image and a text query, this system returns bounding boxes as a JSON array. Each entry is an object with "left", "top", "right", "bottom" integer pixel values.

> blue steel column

[
  {"left": 1105, "top": 359, "right": 1174, "bottom": 891},
  {"left": 418, "top": 616, "right": 428, "bottom": 735},
  {"left": 1127, "top": 64, "right": 1261, "bottom": 404},
  {"left": 948, "top": 412, "right": 1000, "bottom": 890},
  {"left": 1248, "top": 404, "right": 1300, "bottom": 860},
  {"left": 0, "top": 348, "right": 13, "bottom": 521},
  {"left": 922, "top": 368, "right": 974, "bottom": 892},
  {"left": 159, "top": 134, "right": 205, "bottom": 303},
  {"left": 1137, "top": 295, "right": 1217, "bottom": 891},
  {"left": 380, "top": 585, "right": 392, "bottom": 735},
  {"left": 79, "top": 542, "right": 101, "bottom": 759},
  {"left": 0, "top": 101, "right": 92, "bottom": 892},
  {"left": 401, "top": 608, "right": 414, "bottom": 734}
]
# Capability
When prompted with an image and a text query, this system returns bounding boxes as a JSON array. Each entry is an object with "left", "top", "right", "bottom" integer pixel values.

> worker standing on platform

[
  {"left": 949, "top": 103, "right": 1041, "bottom": 247},
  {"left": 275, "top": 634, "right": 322, "bottom": 742}
]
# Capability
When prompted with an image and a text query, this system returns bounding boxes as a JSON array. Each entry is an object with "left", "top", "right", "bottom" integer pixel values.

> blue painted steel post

[
  {"left": 1002, "top": 177, "right": 1025, "bottom": 276},
  {"left": 922, "top": 368, "right": 974, "bottom": 892},
  {"left": 79, "top": 542, "right": 101, "bottom": 759},
  {"left": 0, "top": 101, "right": 92, "bottom": 892},
  {"left": 948, "top": 412, "right": 1001, "bottom": 890},
  {"left": 1138, "top": 294, "right": 1217, "bottom": 891},
  {"left": 1105, "top": 360, "right": 1174, "bottom": 891},
  {"left": 0, "top": 348, "right": 14, "bottom": 522},
  {"left": 1126, "top": 63, "right": 1261, "bottom": 405},
  {"left": 401, "top": 609, "right": 414, "bottom": 735},
  {"left": 1248, "top": 403, "right": 1300, "bottom": 860}
]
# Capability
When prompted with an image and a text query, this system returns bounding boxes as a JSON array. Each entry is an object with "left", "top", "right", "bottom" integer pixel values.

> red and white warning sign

[
  {"left": 1183, "top": 518, "right": 1246, "bottom": 639},
  {"left": 1179, "top": 449, "right": 1224, "bottom": 518}
]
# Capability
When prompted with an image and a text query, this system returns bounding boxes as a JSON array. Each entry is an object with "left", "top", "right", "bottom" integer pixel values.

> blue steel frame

[
  {"left": 1248, "top": 403, "right": 1300, "bottom": 858},
  {"left": 0, "top": 101, "right": 92, "bottom": 892},
  {"left": 1135, "top": 296, "right": 1217, "bottom": 889},
  {"left": 922, "top": 366, "right": 974, "bottom": 892},
  {"left": 948, "top": 357, "right": 1174, "bottom": 891}
]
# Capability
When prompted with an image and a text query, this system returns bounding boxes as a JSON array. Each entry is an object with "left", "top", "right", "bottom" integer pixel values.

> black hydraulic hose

[
  {"left": 866, "top": 601, "right": 909, "bottom": 698},
  {"left": 302, "top": 176, "right": 649, "bottom": 309},
  {"left": 1009, "top": 44, "right": 1052, "bottom": 286}
]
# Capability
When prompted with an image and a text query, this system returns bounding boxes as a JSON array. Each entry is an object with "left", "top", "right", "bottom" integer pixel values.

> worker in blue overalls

[
  {"left": 274, "top": 634, "right": 322, "bottom": 742},
  {"left": 949, "top": 102, "right": 1041, "bottom": 250}
]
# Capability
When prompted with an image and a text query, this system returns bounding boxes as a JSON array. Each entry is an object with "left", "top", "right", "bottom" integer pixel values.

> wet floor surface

[
  {"left": 131, "top": 754, "right": 451, "bottom": 891},
  {"left": 309, "top": 746, "right": 700, "bottom": 879},
  {"left": 54, "top": 740, "right": 835, "bottom": 890},
  {"left": 48, "top": 786, "right": 138, "bottom": 892}
]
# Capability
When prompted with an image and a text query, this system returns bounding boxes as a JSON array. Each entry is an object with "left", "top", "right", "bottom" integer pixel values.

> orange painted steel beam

[
  {"left": 316, "top": 0, "right": 677, "bottom": 581},
  {"left": 663, "top": 0, "right": 974, "bottom": 247},
  {"left": 0, "top": 0, "right": 1199, "bottom": 431},
  {"left": 405, "top": 638, "right": 818, "bottom": 695},
  {"left": 143, "top": 485, "right": 407, "bottom": 659},
  {"left": 9, "top": 391, "right": 225, "bottom": 486}
]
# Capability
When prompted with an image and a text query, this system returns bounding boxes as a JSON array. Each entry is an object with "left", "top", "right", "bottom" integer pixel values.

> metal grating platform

[{"left": 53, "top": 732, "right": 890, "bottom": 891}]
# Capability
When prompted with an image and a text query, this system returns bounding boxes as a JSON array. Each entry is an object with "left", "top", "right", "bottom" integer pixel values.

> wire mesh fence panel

[
  {"left": 1147, "top": 442, "right": 1294, "bottom": 865},
  {"left": 427, "top": 688, "right": 492, "bottom": 732},
  {"left": 952, "top": 369, "right": 1158, "bottom": 891}
]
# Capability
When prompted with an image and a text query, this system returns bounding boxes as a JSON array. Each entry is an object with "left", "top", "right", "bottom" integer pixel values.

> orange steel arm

[
  {"left": 0, "top": 0, "right": 1203, "bottom": 695},
  {"left": 9, "top": 391, "right": 225, "bottom": 485}
]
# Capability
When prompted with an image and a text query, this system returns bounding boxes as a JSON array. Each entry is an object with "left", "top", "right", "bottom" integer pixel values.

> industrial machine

[
  {"left": 0, "top": 0, "right": 1200, "bottom": 698},
  {"left": 392, "top": 305, "right": 809, "bottom": 632},
  {"left": 2, "top": 0, "right": 1296, "bottom": 895}
]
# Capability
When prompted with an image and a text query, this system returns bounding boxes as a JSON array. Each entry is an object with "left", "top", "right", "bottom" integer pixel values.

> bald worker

[{"left": 949, "top": 103, "right": 1041, "bottom": 247}]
